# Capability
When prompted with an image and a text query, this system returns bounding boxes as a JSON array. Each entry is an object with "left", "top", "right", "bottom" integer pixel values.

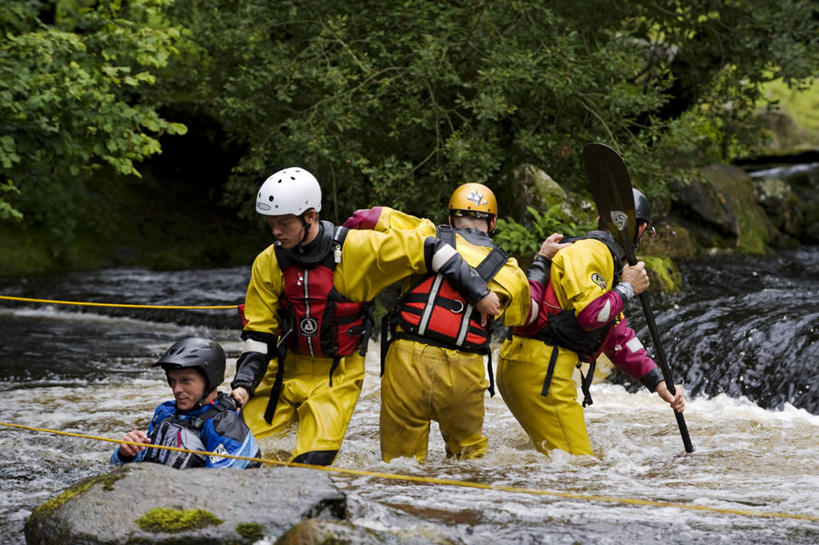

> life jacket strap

[
  {"left": 263, "top": 330, "right": 291, "bottom": 424},
  {"left": 578, "top": 360, "right": 596, "bottom": 407},
  {"left": 540, "top": 344, "right": 559, "bottom": 397}
]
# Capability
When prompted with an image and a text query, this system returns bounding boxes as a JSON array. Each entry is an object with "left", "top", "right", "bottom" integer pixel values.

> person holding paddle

[{"left": 497, "top": 188, "right": 685, "bottom": 456}]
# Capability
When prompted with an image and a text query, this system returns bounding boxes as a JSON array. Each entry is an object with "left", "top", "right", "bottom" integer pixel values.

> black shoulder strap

[
  {"left": 436, "top": 224, "right": 457, "bottom": 247},
  {"left": 475, "top": 246, "right": 508, "bottom": 282}
]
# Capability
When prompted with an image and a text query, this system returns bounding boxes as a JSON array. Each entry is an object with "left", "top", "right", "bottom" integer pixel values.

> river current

[{"left": 0, "top": 248, "right": 817, "bottom": 544}]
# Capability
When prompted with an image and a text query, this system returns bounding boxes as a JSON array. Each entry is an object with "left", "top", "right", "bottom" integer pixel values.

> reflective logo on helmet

[
  {"left": 300, "top": 317, "right": 318, "bottom": 337},
  {"left": 466, "top": 190, "right": 488, "bottom": 207},
  {"left": 610, "top": 210, "right": 627, "bottom": 231},
  {"left": 591, "top": 273, "right": 607, "bottom": 290}
]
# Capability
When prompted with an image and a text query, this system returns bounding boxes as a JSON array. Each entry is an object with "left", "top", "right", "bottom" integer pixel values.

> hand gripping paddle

[{"left": 584, "top": 142, "right": 694, "bottom": 454}]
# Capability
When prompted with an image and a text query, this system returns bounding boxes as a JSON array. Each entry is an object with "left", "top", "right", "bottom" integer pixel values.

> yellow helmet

[{"left": 448, "top": 183, "right": 498, "bottom": 218}]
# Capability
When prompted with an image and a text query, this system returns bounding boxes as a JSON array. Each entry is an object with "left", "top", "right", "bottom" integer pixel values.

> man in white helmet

[{"left": 229, "top": 167, "right": 500, "bottom": 466}]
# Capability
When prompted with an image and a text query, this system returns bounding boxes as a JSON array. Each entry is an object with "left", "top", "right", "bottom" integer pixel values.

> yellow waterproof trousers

[
  {"left": 497, "top": 336, "right": 594, "bottom": 456},
  {"left": 242, "top": 351, "right": 365, "bottom": 462},
  {"left": 380, "top": 339, "right": 489, "bottom": 462}
]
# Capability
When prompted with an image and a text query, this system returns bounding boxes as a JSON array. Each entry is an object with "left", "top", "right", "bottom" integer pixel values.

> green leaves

[{"left": 0, "top": 0, "right": 185, "bottom": 229}]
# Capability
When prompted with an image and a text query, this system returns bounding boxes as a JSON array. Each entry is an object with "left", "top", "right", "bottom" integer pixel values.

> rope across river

[
  {"left": 2, "top": 294, "right": 817, "bottom": 524},
  {"left": 1, "top": 421, "right": 816, "bottom": 523}
]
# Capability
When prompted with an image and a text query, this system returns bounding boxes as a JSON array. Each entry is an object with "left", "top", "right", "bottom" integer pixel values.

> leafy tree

[
  {"left": 163, "top": 0, "right": 818, "bottom": 228},
  {"left": 0, "top": 0, "right": 186, "bottom": 235}
]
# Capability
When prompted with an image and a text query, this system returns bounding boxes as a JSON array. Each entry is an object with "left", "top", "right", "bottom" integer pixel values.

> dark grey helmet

[
  {"left": 633, "top": 188, "right": 651, "bottom": 224},
  {"left": 154, "top": 337, "right": 226, "bottom": 393}
]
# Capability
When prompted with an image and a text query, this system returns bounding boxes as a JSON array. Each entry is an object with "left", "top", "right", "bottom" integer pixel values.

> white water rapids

[{"left": 0, "top": 321, "right": 816, "bottom": 544}]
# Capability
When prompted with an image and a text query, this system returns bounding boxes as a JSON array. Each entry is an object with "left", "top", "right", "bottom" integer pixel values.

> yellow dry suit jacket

[
  {"left": 368, "top": 207, "right": 531, "bottom": 329},
  {"left": 231, "top": 219, "right": 493, "bottom": 394}
]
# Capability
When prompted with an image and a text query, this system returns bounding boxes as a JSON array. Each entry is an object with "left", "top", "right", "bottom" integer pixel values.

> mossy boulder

[
  {"left": 669, "top": 164, "right": 780, "bottom": 254},
  {"left": 24, "top": 464, "right": 346, "bottom": 545}
]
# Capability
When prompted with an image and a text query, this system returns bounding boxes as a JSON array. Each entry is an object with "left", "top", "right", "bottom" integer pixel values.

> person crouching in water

[{"left": 111, "top": 337, "right": 261, "bottom": 469}]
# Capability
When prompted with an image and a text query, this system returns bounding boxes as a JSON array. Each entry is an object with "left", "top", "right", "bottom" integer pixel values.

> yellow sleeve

[
  {"left": 551, "top": 238, "right": 614, "bottom": 316},
  {"left": 492, "top": 257, "right": 531, "bottom": 327},
  {"left": 334, "top": 228, "right": 434, "bottom": 301},
  {"left": 372, "top": 207, "right": 437, "bottom": 235},
  {"left": 450, "top": 233, "right": 531, "bottom": 327},
  {"left": 243, "top": 244, "right": 284, "bottom": 334}
]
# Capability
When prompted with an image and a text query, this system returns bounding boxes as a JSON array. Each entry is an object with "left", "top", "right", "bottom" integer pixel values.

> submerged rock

[{"left": 24, "top": 464, "right": 346, "bottom": 545}]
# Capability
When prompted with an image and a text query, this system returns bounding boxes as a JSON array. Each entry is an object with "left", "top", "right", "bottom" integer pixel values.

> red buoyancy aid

[
  {"left": 275, "top": 223, "right": 371, "bottom": 359},
  {"left": 395, "top": 225, "right": 508, "bottom": 353}
]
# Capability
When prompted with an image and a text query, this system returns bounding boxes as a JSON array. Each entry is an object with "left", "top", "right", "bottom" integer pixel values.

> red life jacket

[
  {"left": 275, "top": 222, "right": 371, "bottom": 359},
  {"left": 394, "top": 225, "right": 508, "bottom": 353}
]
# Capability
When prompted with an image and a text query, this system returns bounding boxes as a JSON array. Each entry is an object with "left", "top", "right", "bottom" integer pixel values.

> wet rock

[
  {"left": 671, "top": 164, "right": 780, "bottom": 253},
  {"left": 277, "top": 518, "right": 462, "bottom": 545},
  {"left": 24, "top": 464, "right": 346, "bottom": 545},
  {"left": 498, "top": 163, "right": 595, "bottom": 225}
]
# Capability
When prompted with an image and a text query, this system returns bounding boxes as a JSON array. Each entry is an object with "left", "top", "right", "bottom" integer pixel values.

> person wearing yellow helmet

[
  {"left": 345, "top": 182, "right": 532, "bottom": 462},
  {"left": 229, "top": 168, "right": 500, "bottom": 466}
]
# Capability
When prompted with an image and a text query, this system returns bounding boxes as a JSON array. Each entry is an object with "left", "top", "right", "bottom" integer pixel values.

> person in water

[
  {"left": 498, "top": 189, "right": 685, "bottom": 456},
  {"left": 229, "top": 167, "right": 499, "bottom": 466},
  {"left": 111, "top": 337, "right": 260, "bottom": 469},
  {"left": 344, "top": 183, "right": 532, "bottom": 463}
]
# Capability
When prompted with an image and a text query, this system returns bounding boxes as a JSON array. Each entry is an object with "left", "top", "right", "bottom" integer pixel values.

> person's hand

[
  {"left": 655, "top": 381, "right": 685, "bottom": 413},
  {"left": 119, "top": 430, "right": 151, "bottom": 457},
  {"left": 538, "top": 233, "right": 571, "bottom": 259},
  {"left": 621, "top": 261, "right": 649, "bottom": 294},
  {"left": 474, "top": 292, "right": 501, "bottom": 326},
  {"left": 231, "top": 386, "right": 250, "bottom": 408}
]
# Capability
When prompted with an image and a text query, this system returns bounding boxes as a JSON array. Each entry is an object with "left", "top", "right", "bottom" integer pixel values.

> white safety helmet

[{"left": 255, "top": 167, "right": 322, "bottom": 216}]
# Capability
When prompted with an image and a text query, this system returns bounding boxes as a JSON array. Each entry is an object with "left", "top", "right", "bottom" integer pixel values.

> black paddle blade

[{"left": 584, "top": 143, "right": 637, "bottom": 263}]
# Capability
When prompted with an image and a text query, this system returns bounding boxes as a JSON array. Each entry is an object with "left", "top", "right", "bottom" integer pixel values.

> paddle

[{"left": 584, "top": 142, "right": 694, "bottom": 454}]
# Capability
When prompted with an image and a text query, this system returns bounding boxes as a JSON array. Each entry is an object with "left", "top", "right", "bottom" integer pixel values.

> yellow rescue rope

[
  {"left": 1, "top": 421, "right": 816, "bottom": 523},
  {"left": 0, "top": 295, "right": 236, "bottom": 310}
]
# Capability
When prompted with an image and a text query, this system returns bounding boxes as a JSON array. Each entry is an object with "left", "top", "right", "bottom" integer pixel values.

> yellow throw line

[
  {"left": 1, "top": 421, "right": 816, "bottom": 523},
  {"left": 0, "top": 295, "right": 236, "bottom": 310}
]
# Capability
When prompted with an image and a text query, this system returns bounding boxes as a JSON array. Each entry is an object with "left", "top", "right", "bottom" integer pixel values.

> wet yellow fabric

[
  {"left": 242, "top": 351, "right": 365, "bottom": 460},
  {"left": 381, "top": 339, "right": 489, "bottom": 462},
  {"left": 498, "top": 336, "right": 593, "bottom": 456},
  {"left": 242, "top": 222, "right": 460, "bottom": 459},
  {"left": 551, "top": 238, "right": 615, "bottom": 314},
  {"left": 498, "top": 237, "right": 620, "bottom": 457},
  {"left": 373, "top": 207, "right": 530, "bottom": 462}
]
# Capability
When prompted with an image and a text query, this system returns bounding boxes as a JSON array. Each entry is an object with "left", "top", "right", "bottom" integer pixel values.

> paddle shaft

[
  {"left": 584, "top": 142, "right": 693, "bottom": 453},
  {"left": 631, "top": 266, "right": 695, "bottom": 453}
]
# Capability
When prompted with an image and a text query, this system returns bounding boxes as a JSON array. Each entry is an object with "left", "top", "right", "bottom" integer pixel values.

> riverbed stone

[{"left": 24, "top": 464, "right": 347, "bottom": 545}]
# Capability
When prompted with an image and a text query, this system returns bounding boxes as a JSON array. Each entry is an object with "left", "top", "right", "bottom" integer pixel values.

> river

[{"left": 0, "top": 249, "right": 817, "bottom": 544}]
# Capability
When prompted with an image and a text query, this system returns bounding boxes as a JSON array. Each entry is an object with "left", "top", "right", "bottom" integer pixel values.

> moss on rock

[
  {"left": 31, "top": 468, "right": 128, "bottom": 518},
  {"left": 136, "top": 507, "right": 224, "bottom": 533},
  {"left": 235, "top": 522, "right": 265, "bottom": 541},
  {"left": 642, "top": 255, "right": 681, "bottom": 293}
]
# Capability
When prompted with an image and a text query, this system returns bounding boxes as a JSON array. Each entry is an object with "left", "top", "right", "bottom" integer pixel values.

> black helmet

[
  {"left": 633, "top": 188, "right": 651, "bottom": 225},
  {"left": 154, "top": 337, "right": 226, "bottom": 393}
]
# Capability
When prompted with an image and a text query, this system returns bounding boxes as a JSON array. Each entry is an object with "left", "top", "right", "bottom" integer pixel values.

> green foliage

[
  {"left": 160, "top": 0, "right": 818, "bottom": 225},
  {"left": 4, "top": 1, "right": 819, "bottom": 271},
  {"left": 495, "top": 205, "right": 596, "bottom": 256},
  {"left": 0, "top": 0, "right": 185, "bottom": 237}
]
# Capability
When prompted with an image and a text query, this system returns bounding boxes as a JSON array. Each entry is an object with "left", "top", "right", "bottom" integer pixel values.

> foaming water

[{"left": 1, "top": 258, "right": 817, "bottom": 544}]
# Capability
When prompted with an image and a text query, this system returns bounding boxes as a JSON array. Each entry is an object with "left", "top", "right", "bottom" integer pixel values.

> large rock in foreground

[{"left": 24, "top": 464, "right": 346, "bottom": 545}]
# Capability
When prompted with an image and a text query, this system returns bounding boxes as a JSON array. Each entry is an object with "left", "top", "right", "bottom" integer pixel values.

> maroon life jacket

[
  {"left": 512, "top": 230, "right": 623, "bottom": 363},
  {"left": 275, "top": 223, "right": 371, "bottom": 359},
  {"left": 510, "top": 231, "right": 624, "bottom": 406},
  {"left": 394, "top": 225, "right": 508, "bottom": 353}
]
